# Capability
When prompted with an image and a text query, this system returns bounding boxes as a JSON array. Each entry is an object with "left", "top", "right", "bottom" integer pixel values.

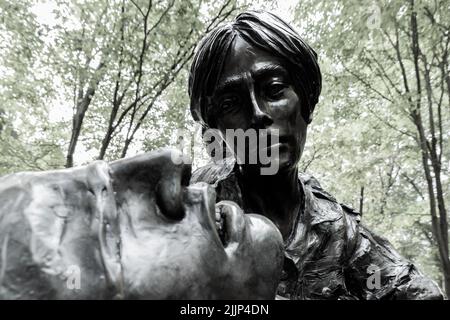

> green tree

[
  {"left": 0, "top": 0, "right": 65, "bottom": 174},
  {"left": 293, "top": 0, "right": 449, "bottom": 294}
]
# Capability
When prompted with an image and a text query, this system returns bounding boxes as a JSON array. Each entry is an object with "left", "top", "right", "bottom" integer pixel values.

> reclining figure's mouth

[
  {"left": 215, "top": 206, "right": 228, "bottom": 247},
  {"left": 187, "top": 182, "right": 235, "bottom": 249}
]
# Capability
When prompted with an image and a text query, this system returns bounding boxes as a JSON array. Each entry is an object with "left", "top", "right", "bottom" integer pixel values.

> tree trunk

[
  {"left": 65, "top": 87, "right": 95, "bottom": 168},
  {"left": 359, "top": 186, "right": 364, "bottom": 216}
]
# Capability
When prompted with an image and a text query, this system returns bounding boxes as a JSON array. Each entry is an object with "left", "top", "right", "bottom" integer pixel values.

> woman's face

[
  {"left": 0, "top": 149, "right": 284, "bottom": 299},
  {"left": 210, "top": 36, "right": 308, "bottom": 172}
]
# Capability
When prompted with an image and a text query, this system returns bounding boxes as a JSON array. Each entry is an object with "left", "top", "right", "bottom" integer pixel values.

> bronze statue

[
  {"left": 0, "top": 149, "right": 284, "bottom": 299},
  {"left": 188, "top": 10, "right": 444, "bottom": 299},
  {"left": 0, "top": 9, "right": 444, "bottom": 301}
]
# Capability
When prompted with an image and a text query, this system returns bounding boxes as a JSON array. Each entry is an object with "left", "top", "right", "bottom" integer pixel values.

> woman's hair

[{"left": 188, "top": 10, "right": 322, "bottom": 128}]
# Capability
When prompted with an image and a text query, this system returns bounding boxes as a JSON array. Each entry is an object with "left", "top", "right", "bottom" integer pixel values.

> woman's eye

[
  {"left": 265, "top": 83, "right": 286, "bottom": 100},
  {"left": 220, "top": 96, "right": 239, "bottom": 110}
]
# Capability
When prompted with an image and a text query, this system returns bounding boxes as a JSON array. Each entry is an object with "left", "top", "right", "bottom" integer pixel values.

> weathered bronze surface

[
  {"left": 189, "top": 10, "right": 444, "bottom": 299},
  {"left": 0, "top": 149, "right": 284, "bottom": 299},
  {"left": 0, "top": 9, "right": 444, "bottom": 301}
]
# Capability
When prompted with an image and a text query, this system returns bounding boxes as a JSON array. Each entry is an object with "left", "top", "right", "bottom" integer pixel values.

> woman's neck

[{"left": 237, "top": 165, "right": 302, "bottom": 240}]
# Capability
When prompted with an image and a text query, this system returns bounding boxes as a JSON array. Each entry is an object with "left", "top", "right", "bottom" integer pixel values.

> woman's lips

[{"left": 258, "top": 141, "right": 290, "bottom": 154}]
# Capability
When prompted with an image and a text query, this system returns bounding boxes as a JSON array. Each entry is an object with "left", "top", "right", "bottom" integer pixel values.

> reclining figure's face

[{"left": 0, "top": 149, "right": 283, "bottom": 299}]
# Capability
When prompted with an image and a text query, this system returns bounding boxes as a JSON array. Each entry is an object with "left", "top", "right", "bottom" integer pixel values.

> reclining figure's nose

[
  {"left": 109, "top": 148, "right": 192, "bottom": 220},
  {"left": 155, "top": 150, "right": 192, "bottom": 220}
]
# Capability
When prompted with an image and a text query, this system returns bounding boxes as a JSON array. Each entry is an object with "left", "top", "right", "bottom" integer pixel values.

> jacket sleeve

[{"left": 343, "top": 210, "right": 444, "bottom": 300}]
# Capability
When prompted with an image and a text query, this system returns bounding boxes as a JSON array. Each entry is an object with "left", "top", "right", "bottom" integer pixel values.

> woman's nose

[{"left": 249, "top": 89, "right": 273, "bottom": 129}]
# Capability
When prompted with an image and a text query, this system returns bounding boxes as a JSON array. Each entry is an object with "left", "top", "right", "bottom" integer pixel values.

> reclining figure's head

[{"left": 0, "top": 149, "right": 283, "bottom": 299}]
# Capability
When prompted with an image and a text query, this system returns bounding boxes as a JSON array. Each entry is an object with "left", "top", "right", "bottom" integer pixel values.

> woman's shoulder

[{"left": 299, "top": 172, "right": 361, "bottom": 227}]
